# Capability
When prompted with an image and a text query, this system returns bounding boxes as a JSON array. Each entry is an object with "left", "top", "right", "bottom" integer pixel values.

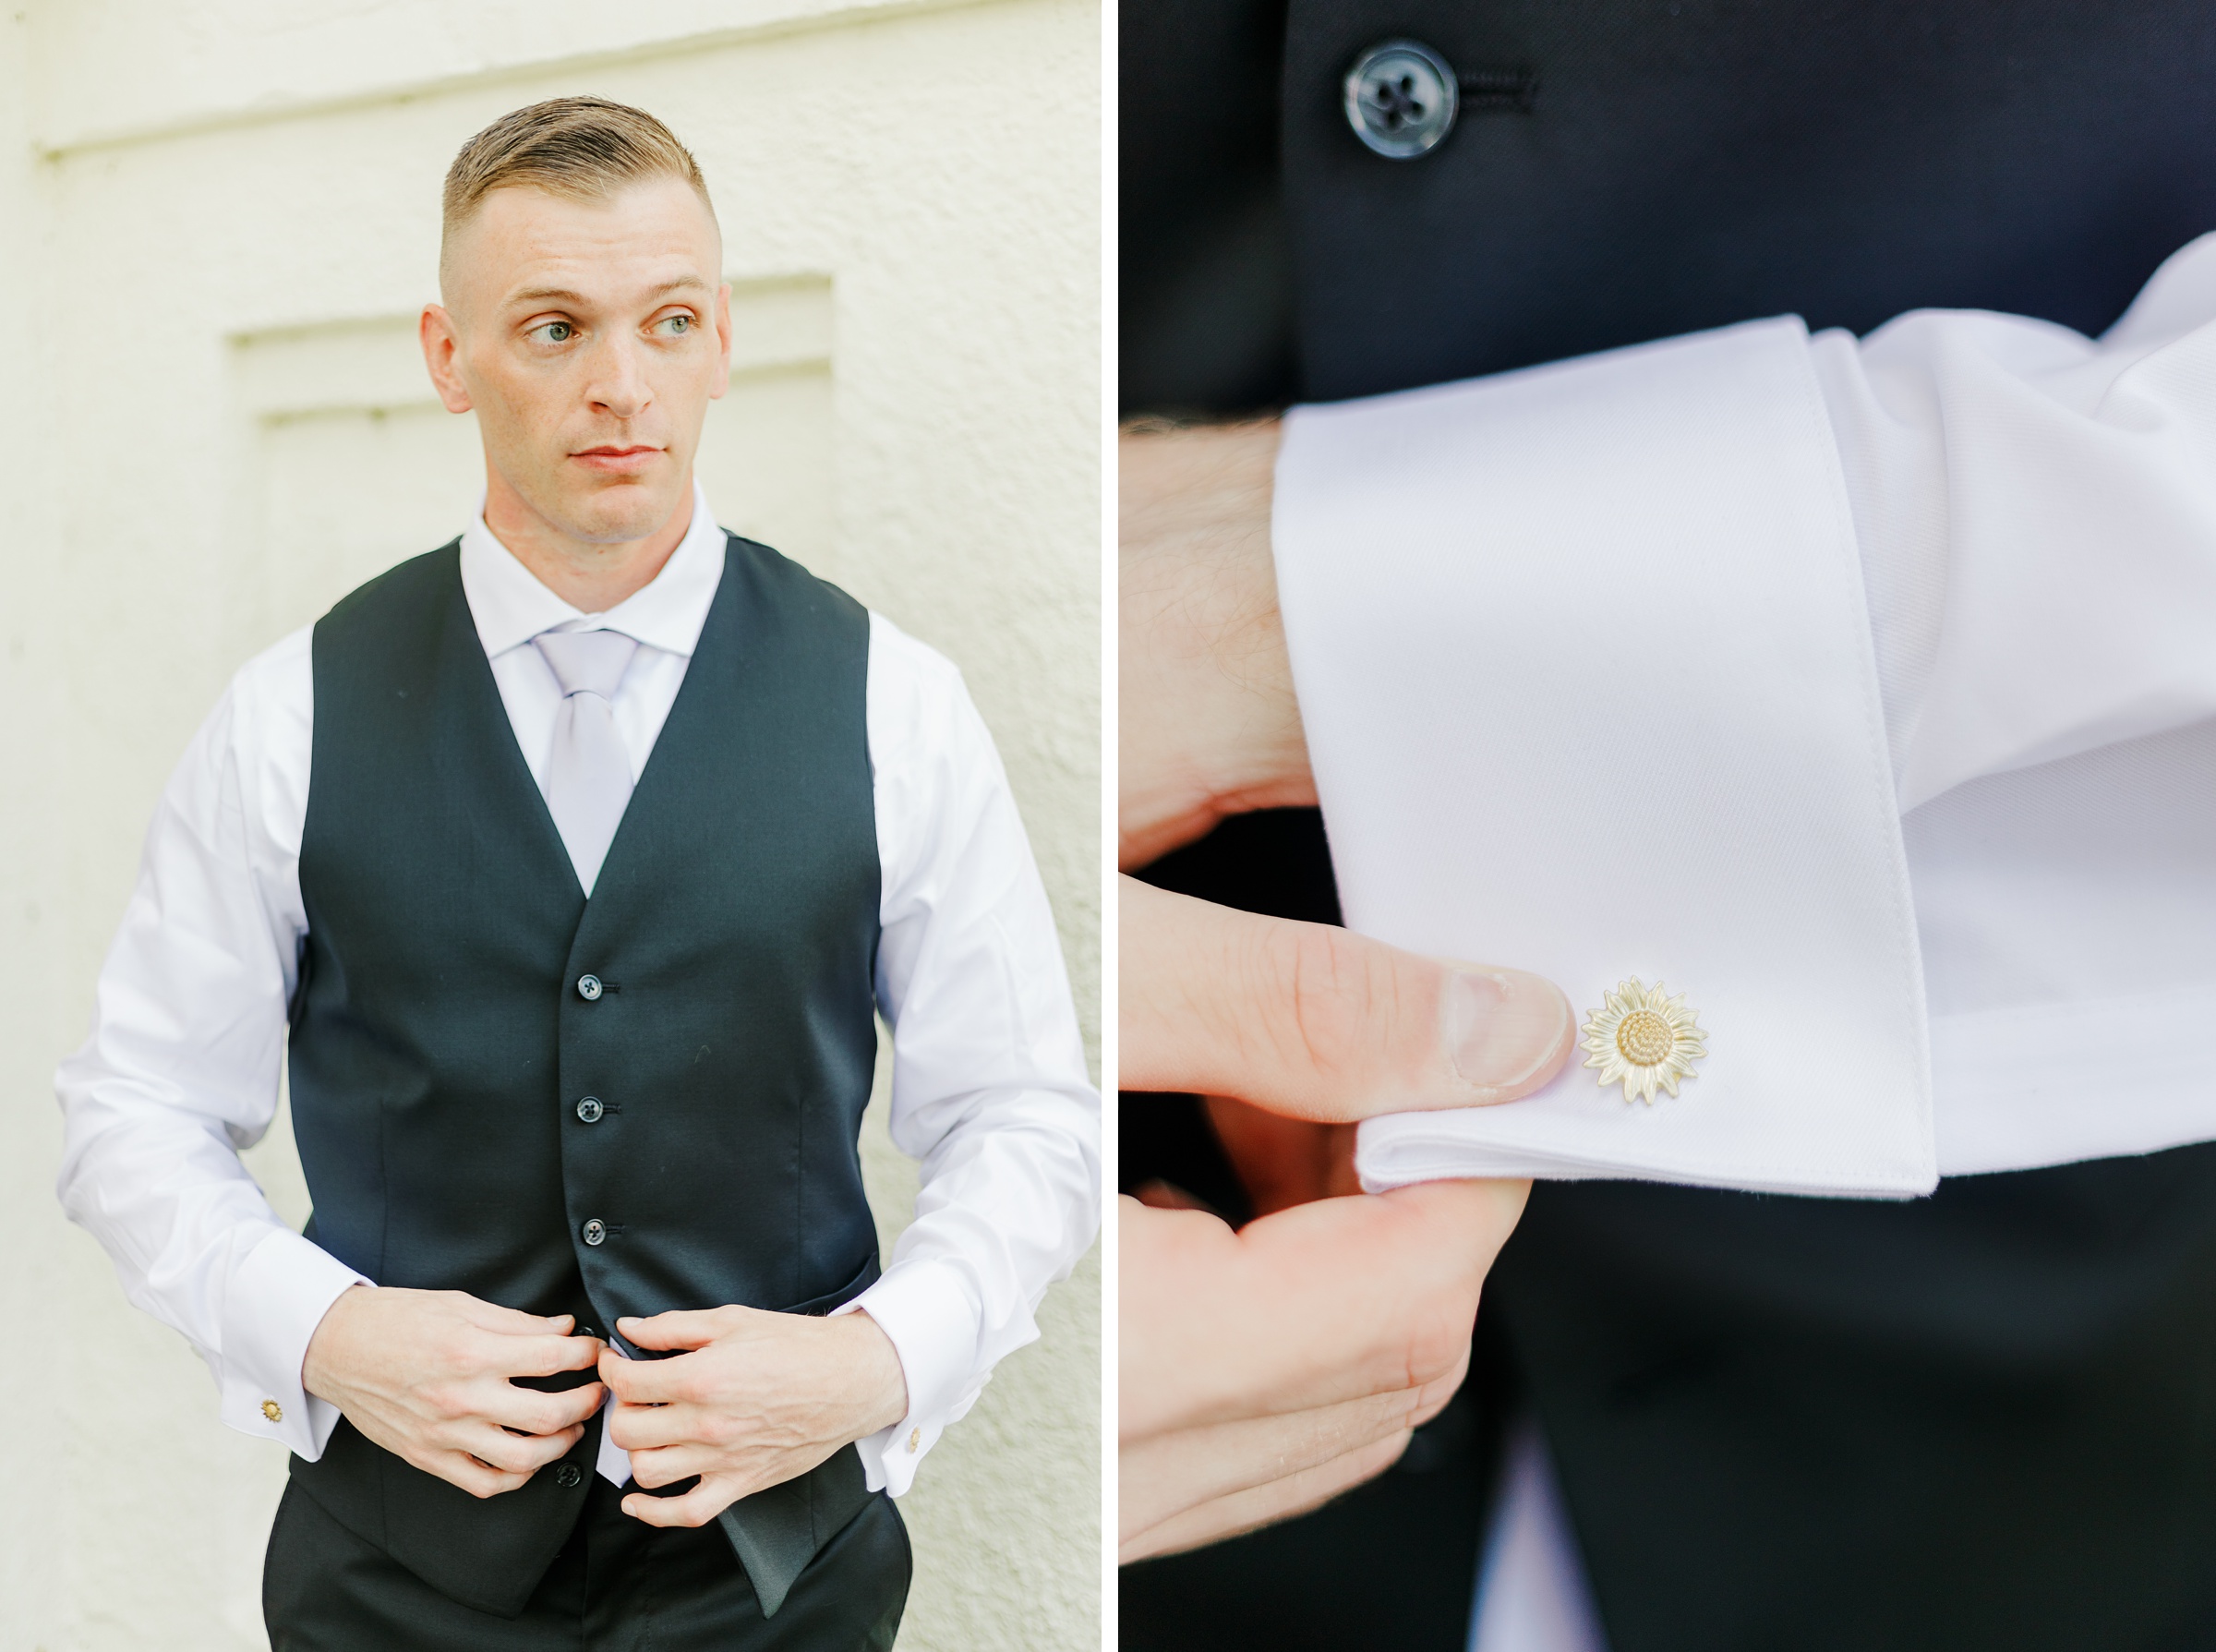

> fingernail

[{"left": 1443, "top": 969, "right": 1572, "bottom": 1100}]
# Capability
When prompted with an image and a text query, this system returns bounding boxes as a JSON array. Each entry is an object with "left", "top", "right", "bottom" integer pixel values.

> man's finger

[
  {"left": 1118, "top": 1386, "right": 1428, "bottom": 1542},
  {"left": 428, "top": 1449, "right": 532, "bottom": 1501},
  {"left": 458, "top": 1297, "right": 576, "bottom": 1336},
  {"left": 608, "top": 1400, "right": 705, "bottom": 1454},
  {"left": 1119, "top": 1431, "right": 1412, "bottom": 1564},
  {"left": 617, "top": 1309, "right": 736, "bottom": 1353},
  {"left": 485, "top": 1380, "right": 606, "bottom": 1437},
  {"left": 1200, "top": 1097, "right": 1359, "bottom": 1215},
  {"left": 624, "top": 1441, "right": 719, "bottom": 1489},
  {"left": 456, "top": 1419, "right": 581, "bottom": 1476},
  {"left": 599, "top": 1346, "right": 692, "bottom": 1405},
  {"left": 1119, "top": 1179, "right": 1522, "bottom": 1440},
  {"left": 622, "top": 1477, "right": 741, "bottom": 1528},
  {"left": 1120, "top": 878, "right": 1572, "bottom": 1120},
  {"left": 492, "top": 1332, "right": 605, "bottom": 1381}
]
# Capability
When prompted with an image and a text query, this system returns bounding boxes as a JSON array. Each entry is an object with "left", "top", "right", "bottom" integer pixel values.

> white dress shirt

[
  {"left": 54, "top": 483, "right": 1102, "bottom": 1498},
  {"left": 1271, "top": 233, "right": 2216, "bottom": 1652},
  {"left": 1272, "top": 230, "right": 2216, "bottom": 1200}
]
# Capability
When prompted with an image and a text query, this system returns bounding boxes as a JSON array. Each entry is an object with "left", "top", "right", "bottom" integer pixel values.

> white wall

[{"left": 0, "top": 2, "right": 1100, "bottom": 1646}]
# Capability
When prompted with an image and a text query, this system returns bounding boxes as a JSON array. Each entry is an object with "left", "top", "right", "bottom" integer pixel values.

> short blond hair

[{"left": 440, "top": 97, "right": 714, "bottom": 274}]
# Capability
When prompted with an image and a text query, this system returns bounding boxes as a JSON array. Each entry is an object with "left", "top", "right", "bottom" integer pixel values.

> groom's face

[{"left": 431, "top": 175, "right": 731, "bottom": 547}]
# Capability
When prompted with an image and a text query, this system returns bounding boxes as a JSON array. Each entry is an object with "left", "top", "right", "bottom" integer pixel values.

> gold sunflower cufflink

[{"left": 1581, "top": 978, "right": 1707, "bottom": 1104}]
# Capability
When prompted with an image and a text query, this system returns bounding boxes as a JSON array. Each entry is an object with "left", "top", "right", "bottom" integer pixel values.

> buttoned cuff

[
  {"left": 1276, "top": 318, "right": 1936, "bottom": 1197},
  {"left": 217, "top": 1226, "right": 368, "bottom": 1460},
  {"left": 834, "top": 1260, "right": 983, "bottom": 1496}
]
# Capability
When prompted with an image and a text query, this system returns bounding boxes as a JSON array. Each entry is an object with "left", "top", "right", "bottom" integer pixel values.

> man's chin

[{"left": 549, "top": 476, "right": 690, "bottom": 547}]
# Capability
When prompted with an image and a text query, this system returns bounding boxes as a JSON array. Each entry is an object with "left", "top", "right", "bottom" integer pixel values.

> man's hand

[
  {"left": 602, "top": 1307, "right": 909, "bottom": 1528},
  {"left": 1120, "top": 1180, "right": 1525, "bottom": 1562},
  {"left": 301, "top": 1285, "right": 605, "bottom": 1499},
  {"left": 1118, "top": 883, "right": 1572, "bottom": 1558},
  {"left": 1119, "top": 416, "right": 1575, "bottom": 1557}
]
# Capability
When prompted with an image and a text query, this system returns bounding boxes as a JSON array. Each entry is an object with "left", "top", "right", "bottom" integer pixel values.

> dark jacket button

[{"left": 1344, "top": 40, "right": 1458, "bottom": 158}]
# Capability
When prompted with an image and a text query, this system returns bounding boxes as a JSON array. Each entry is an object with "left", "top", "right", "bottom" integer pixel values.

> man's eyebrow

[{"left": 505, "top": 276, "right": 713, "bottom": 308}]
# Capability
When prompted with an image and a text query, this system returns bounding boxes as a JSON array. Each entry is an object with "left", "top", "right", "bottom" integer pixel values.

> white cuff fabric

[
  {"left": 1274, "top": 318, "right": 1937, "bottom": 1198},
  {"left": 1929, "top": 983, "right": 2216, "bottom": 1177},
  {"left": 216, "top": 1226, "right": 367, "bottom": 1459},
  {"left": 835, "top": 1260, "right": 984, "bottom": 1496}
]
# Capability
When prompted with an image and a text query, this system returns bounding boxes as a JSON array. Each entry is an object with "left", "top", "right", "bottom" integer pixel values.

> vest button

[
  {"left": 582, "top": 1218, "right": 608, "bottom": 1246},
  {"left": 1343, "top": 40, "right": 1459, "bottom": 159},
  {"left": 575, "top": 1096, "right": 605, "bottom": 1124},
  {"left": 576, "top": 973, "right": 604, "bottom": 1001},
  {"left": 555, "top": 1464, "right": 584, "bottom": 1489}
]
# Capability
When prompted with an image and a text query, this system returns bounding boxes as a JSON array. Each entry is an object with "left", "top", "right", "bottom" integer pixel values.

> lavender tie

[{"left": 531, "top": 628, "right": 642, "bottom": 896}]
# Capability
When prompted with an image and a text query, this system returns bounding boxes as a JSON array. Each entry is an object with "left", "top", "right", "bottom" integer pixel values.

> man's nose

[{"left": 586, "top": 334, "right": 651, "bottom": 419}]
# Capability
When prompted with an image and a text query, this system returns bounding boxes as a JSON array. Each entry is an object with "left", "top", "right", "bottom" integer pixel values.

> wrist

[
  {"left": 1119, "top": 419, "right": 1313, "bottom": 866},
  {"left": 1118, "top": 717, "right": 1315, "bottom": 869},
  {"left": 300, "top": 1282, "right": 368, "bottom": 1404},
  {"left": 841, "top": 1309, "right": 911, "bottom": 1436}
]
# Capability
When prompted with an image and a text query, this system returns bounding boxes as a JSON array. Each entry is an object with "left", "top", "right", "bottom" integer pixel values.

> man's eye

[
  {"left": 658, "top": 315, "right": 692, "bottom": 335},
  {"left": 536, "top": 321, "right": 574, "bottom": 344}
]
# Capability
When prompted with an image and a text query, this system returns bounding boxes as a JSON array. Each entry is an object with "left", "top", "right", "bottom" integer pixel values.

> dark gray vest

[{"left": 283, "top": 534, "right": 885, "bottom": 1618}]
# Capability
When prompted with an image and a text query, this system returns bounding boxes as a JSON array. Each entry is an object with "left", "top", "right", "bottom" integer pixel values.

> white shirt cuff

[
  {"left": 834, "top": 1260, "right": 984, "bottom": 1496},
  {"left": 217, "top": 1226, "right": 367, "bottom": 1459},
  {"left": 1274, "top": 318, "right": 1936, "bottom": 1198}
]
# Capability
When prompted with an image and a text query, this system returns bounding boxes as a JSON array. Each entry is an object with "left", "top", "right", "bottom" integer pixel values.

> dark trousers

[{"left": 264, "top": 1473, "right": 909, "bottom": 1651}]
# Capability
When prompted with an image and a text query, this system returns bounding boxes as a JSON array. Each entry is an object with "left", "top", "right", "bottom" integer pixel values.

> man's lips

[{"left": 571, "top": 445, "right": 663, "bottom": 474}]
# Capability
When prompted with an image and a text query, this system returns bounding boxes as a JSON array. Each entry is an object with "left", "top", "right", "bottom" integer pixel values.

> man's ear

[
  {"left": 419, "top": 303, "right": 474, "bottom": 414},
  {"left": 707, "top": 283, "right": 733, "bottom": 403}
]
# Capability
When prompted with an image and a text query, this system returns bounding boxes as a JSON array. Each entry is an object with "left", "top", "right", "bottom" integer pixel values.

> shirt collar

[{"left": 459, "top": 478, "right": 726, "bottom": 659}]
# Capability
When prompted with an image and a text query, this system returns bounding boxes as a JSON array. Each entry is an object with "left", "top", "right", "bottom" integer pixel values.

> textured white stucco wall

[{"left": 0, "top": 3, "right": 1100, "bottom": 1646}]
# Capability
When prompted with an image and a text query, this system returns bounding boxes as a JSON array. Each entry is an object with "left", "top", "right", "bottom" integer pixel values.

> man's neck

[{"left": 482, "top": 473, "right": 694, "bottom": 614}]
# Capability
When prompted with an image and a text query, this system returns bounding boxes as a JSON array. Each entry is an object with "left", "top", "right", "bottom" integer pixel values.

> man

[
  {"left": 56, "top": 98, "right": 1099, "bottom": 1649},
  {"left": 1121, "top": 4, "right": 2216, "bottom": 1649}
]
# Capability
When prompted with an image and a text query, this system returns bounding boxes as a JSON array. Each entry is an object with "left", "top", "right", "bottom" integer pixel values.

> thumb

[{"left": 1119, "top": 876, "right": 1572, "bottom": 1121}]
